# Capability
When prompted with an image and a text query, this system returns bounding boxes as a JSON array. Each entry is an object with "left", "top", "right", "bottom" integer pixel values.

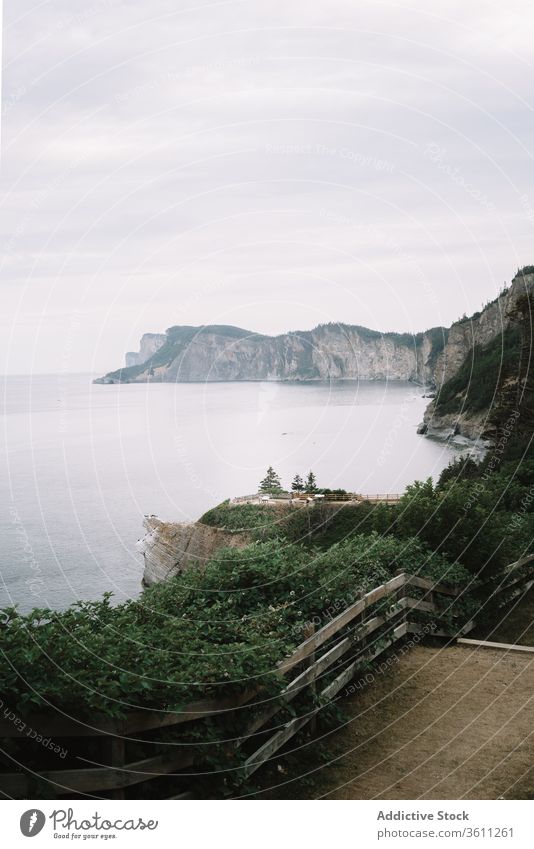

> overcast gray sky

[{"left": 2, "top": 0, "right": 534, "bottom": 374}]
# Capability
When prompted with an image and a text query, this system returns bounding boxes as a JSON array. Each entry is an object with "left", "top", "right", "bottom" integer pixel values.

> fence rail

[
  {"left": 232, "top": 493, "right": 402, "bottom": 504},
  {"left": 1, "top": 559, "right": 532, "bottom": 799}
]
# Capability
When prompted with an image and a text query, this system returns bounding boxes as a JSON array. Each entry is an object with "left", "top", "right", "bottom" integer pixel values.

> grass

[{"left": 200, "top": 500, "right": 397, "bottom": 549}]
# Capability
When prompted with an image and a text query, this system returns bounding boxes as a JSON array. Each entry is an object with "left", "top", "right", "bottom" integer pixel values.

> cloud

[{"left": 2, "top": 0, "right": 534, "bottom": 373}]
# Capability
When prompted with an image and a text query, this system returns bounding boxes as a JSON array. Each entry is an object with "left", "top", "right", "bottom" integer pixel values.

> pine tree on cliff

[
  {"left": 305, "top": 471, "right": 318, "bottom": 492},
  {"left": 291, "top": 474, "right": 304, "bottom": 492},
  {"left": 258, "top": 466, "right": 283, "bottom": 493}
]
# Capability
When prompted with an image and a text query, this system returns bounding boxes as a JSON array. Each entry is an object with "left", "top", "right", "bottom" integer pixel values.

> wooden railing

[
  {"left": 489, "top": 553, "right": 534, "bottom": 600},
  {"left": 232, "top": 493, "right": 402, "bottom": 504},
  {"left": 359, "top": 493, "right": 402, "bottom": 503},
  {"left": 0, "top": 561, "right": 532, "bottom": 799}
]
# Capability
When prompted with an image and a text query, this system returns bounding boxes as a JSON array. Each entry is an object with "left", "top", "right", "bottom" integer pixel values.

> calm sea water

[{"left": 1, "top": 374, "right": 458, "bottom": 612}]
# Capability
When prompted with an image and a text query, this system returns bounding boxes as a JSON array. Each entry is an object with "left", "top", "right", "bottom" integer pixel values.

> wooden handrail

[
  {"left": 0, "top": 749, "right": 196, "bottom": 797},
  {"left": 504, "top": 553, "right": 534, "bottom": 572},
  {"left": 0, "top": 559, "right": 530, "bottom": 798},
  {"left": 405, "top": 573, "right": 459, "bottom": 597},
  {"left": 278, "top": 573, "right": 407, "bottom": 672},
  {"left": 0, "top": 573, "right": 461, "bottom": 741},
  {"left": 244, "top": 620, "right": 412, "bottom": 779},
  {"left": 0, "top": 687, "right": 258, "bottom": 740}
]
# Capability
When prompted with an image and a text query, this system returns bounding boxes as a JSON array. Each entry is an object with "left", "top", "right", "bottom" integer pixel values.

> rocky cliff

[
  {"left": 125, "top": 333, "right": 166, "bottom": 368},
  {"left": 421, "top": 269, "right": 534, "bottom": 444},
  {"left": 97, "top": 322, "right": 448, "bottom": 385},
  {"left": 96, "top": 267, "right": 533, "bottom": 448},
  {"left": 137, "top": 516, "right": 251, "bottom": 586}
]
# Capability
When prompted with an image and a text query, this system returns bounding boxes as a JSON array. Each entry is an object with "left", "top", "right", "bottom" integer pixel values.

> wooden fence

[
  {"left": 232, "top": 493, "right": 402, "bottom": 504},
  {"left": 0, "top": 557, "right": 532, "bottom": 799}
]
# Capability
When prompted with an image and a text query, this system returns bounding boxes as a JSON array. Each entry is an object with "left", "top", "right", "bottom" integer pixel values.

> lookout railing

[
  {"left": 231, "top": 492, "right": 402, "bottom": 504},
  {"left": 0, "top": 556, "right": 532, "bottom": 799}
]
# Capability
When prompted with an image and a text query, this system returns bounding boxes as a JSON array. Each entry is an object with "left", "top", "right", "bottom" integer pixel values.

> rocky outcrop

[
  {"left": 137, "top": 516, "right": 250, "bottom": 586},
  {"left": 432, "top": 296, "right": 508, "bottom": 391},
  {"left": 420, "top": 408, "right": 493, "bottom": 458},
  {"left": 125, "top": 333, "right": 166, "bottom": 368},
  {"left": 421, "top": 270, "right": 534, "bottom": 445},
  {"left": 96, "top": 323, "right": 447, "bottom": 385}
]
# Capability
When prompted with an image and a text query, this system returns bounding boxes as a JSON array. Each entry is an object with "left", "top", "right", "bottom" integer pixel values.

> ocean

[{"left": 1, "top": 374, "right": 458, "bottom": 612}]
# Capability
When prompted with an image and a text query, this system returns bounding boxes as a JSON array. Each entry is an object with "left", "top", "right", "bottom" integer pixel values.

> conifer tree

[
  {"left": 305, "top": 471, "right": 318, "bottom": 492},
  {"left": 291, "top": 474, "right": 304, "bottom": 493},
  {"left": 258, "top": 466, "right": 283, "bottom": 493}
]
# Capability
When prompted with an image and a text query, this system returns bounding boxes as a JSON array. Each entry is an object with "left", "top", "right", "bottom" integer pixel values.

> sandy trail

[
  {"left": 250, "top": 589, "right": 534, "bottom": 800},
  {"left": 304, "top": 644, "right": 533, "bottom": 799}
]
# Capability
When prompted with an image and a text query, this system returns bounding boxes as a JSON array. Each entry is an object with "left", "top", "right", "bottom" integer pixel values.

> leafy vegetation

[
  {"left": 200, "top": 499, "right": 386, "bottom": 546},
  {"left": 1, "top": 448, "right": 531, "bottom": 797},
  {"left": 200, "top": 501, "right": 294, "bottom": 533},
  {"left": 8, "top": 450, "right": 528, "bottom": 724},
  {"left": 7, "top": 284, "right": 534, "bottom": 787},
  {"left": 0, "top": 535, "right": 467, "bottom": 724},
  {"left": 201, "top": 455, "right": 534, "bottom": 581}
]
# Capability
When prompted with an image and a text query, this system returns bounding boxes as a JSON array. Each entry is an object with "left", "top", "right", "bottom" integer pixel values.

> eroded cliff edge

[
  {"left": 421, "top": 269, "right": 534, "bottom": 446},
  {"left": 138, "top": 516, "right": 251, "bottom": 586}
]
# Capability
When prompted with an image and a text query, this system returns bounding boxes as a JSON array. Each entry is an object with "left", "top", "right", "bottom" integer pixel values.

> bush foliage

[
  {"left": 0, "top": 534, "right": 468, "bottom": 721},
  {"left": 1, "top": 445, "right": 532, "bottom": 762}
]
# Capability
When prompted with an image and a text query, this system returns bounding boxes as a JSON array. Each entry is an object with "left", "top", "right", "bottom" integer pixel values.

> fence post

[
  {"left": 395, "top": 570, "right": 407, "bottom": 629},
  {"left": 302, "top": 622, "right": 317, "bottom": 737},
  {"left": 108, "top": 735, "right": 126, "bottom": 799},
  {"left": 355, "top": 590, "right": 367, "bottom": 663},
  {"left": 430, "top": 590, "right": 437, "bottom": 627}
]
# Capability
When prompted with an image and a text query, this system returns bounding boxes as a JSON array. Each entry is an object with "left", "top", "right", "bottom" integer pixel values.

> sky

[{"left": 1, "top": 0, "right": 534, "bottom": 374}]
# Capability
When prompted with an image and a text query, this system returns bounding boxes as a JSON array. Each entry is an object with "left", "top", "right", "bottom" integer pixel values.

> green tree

[
  {"left": 291, "top": 474, "right": 304, "bottom": 493},
  {"left": 305, "top": 471, "right": 317, "bottom": 492},
  {"left": 394, "top": 476, "right": 515, "bottom": 579},
  {"left": 258, "top": 466, "right": 283, "bottom": 493},
  {"left": 437, "top": 456, "right": 479, "bottom": 489}
]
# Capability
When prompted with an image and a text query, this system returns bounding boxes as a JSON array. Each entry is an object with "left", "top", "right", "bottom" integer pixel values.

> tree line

[{"left": 258, "top": 466, "right": 317, "bottom": 494}]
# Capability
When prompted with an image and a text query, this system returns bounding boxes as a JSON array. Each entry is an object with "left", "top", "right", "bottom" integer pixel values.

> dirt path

[
  {"left": 253, "top": 643, "right": 534, "bottom": 800},
  {"left": 251, "top": 589, "right": 534, "bottom": 801},
  {"left": 314, "top": 644, "right": 534, "bottom": 799}
]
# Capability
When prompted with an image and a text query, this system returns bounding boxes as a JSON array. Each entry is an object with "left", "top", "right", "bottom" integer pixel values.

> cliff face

[
  {"left": 97, "top": 323, "right": 447, "bottom": 385},
  {"left": 138, "top": 516, "right": 250, "bottom": 586},
  {"left": 422, "top": 271, "right": 534, "bottom": 443},
  {"left": 432, "top": 294, "right": 511, "bottom": 390},
  {"left": 125, "top": 333, "right": 166, "bottom": 368}
]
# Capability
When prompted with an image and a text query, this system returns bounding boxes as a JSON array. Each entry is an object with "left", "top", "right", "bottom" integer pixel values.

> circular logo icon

[{"left": 20, "top": 810, "right": 46, "bottom": 837}]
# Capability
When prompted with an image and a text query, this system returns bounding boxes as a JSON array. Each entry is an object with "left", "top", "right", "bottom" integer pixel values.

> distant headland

[{"left": 95, "top": 267, "right": 534, "bottom": 449}]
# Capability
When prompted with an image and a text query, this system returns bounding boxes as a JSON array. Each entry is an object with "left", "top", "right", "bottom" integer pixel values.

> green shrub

[
  {"left": 0, "top": 534, "right": 466, "bottom": 721},
  {"left": 394, "top": 471, "right": 533, "bottom": 578},
  {"left": 199, "top": 501, "right": 286, "bottom": 532}
]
